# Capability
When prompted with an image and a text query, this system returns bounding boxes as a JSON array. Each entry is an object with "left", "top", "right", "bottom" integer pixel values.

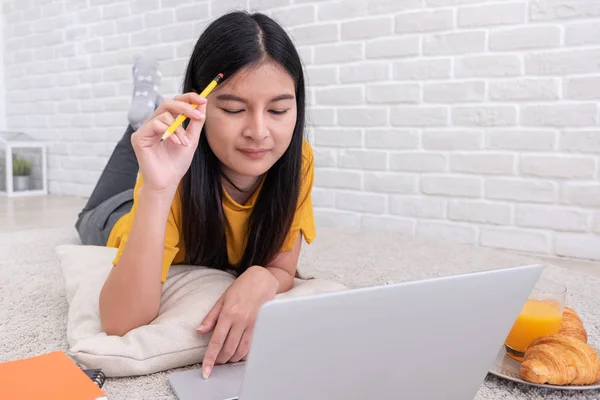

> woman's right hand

[{"left": 131, "top": 92, "right": 208, "bottom": 192}]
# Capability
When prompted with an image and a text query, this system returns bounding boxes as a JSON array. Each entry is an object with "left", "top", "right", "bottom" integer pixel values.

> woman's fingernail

[
  {"left": 193, "top": 110, "right": 203, "bottom": 119},
  {"left": 183, "top": 136, "right": 191, "bottom": 146},
  {"left": 203, "top": 366, "right": 212, "bottom": 379},
  {"left": 196, "top": 325, "right": 204, "bottom": 331},
  {"left": 172, "top": 135, "right": 181, "bottom": 145}
]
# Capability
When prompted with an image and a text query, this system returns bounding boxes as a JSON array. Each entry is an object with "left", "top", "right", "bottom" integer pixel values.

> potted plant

[{"left": 13, "top": 156, "right": 32, "bottom": 191}]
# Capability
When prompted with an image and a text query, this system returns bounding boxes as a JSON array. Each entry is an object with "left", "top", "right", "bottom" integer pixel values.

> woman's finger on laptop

[{"left": 202, "top": 320, "right": 231, "bottom": 379}]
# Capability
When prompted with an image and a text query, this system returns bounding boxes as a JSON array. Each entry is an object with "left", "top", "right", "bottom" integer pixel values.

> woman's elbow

[
  {"left": 98, "top": 298, "right": 131, "bottom": 336},
  {"left": 99, "top": 306, "right": 157, "bottom": 337},
  {"left": 99, "top": 289, "right": 156, "bottom": 336},
  {"left": 101, "top": 319, "right": 132, "bottom": 337}
]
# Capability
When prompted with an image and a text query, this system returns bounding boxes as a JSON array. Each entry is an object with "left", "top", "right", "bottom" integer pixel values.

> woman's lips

[{"left": 239, "top": 148, "right": 269, "bottom": 159}]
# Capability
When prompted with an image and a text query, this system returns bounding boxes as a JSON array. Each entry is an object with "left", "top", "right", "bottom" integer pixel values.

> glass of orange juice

[{"left": 504, "top": 280, "right": 566, "bottom": 361}]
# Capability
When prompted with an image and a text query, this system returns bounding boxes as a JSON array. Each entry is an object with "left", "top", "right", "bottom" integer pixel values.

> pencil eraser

[{"left": 218, "top": 73, "right": 224, "bottom": 78}]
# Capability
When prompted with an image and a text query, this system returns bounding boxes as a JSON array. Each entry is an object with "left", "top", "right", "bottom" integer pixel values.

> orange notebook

[{"left": 0, "top": 351, "right": 107, "bottom": 400}]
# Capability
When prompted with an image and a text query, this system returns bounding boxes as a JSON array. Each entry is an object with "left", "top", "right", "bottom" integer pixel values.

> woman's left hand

[{"left": 197, "top": 266, "right": 279, "bottom": 378}]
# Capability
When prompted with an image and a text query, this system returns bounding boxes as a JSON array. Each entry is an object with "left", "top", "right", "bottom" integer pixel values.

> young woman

[{"left": 75, "top": 11, "right": 315, "bottom": 379}]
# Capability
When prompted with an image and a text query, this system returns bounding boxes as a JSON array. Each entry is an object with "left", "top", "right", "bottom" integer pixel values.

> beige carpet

[{"left": 1, "top": 226, "right": 599, "bottom": 399}]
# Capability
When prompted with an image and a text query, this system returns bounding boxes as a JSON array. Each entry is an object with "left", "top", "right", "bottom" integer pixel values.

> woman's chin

[
  {"left": 231, "top": 154, "right": 276, "bottom": 177},
  {"left": 226, "top": 162, "right": 271, "bottom": 181},
  {"left": 239, "top": 165, "right": 271, "bottom": 178}
]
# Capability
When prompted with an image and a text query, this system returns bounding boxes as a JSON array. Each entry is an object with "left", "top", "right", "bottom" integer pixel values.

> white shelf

[{"left": 1, "top": 131, "right": 48, "bottom": 198}]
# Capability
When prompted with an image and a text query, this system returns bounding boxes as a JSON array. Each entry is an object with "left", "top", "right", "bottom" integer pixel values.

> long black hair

[{"left": 180, "top": 11, "right": 306, "bottom": 275}]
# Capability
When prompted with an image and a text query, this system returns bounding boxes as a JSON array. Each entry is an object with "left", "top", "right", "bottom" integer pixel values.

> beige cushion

[{"left": 55, "top": 244, "right": 347, "bottom": 377}]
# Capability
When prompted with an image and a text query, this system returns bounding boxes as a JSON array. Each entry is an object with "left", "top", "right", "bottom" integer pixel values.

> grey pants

[{"left": 75, "top": 125, "right": 138, "bottom": 246}]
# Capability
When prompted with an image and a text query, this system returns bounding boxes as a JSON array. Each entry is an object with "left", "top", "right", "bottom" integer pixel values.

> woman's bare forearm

[{"left": 99, "top": 185, "right": 176, "bottom": 336}]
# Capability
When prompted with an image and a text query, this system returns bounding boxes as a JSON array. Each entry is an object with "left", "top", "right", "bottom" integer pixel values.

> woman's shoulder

[
  {"left": 299, "top": 139, "right": 314, "bottom": 191},
  {"left": 301, "top": 138, "right": 314, "bottom": 167}
]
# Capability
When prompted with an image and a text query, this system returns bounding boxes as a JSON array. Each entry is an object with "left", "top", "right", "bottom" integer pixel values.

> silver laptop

[{"left": 169, "top": 264, "right": 542, "bottom": 400}]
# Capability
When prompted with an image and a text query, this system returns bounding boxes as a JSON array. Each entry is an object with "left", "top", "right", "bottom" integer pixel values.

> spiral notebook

[{"left": 0, "top": 350, "right": 107, "bottom": 400}]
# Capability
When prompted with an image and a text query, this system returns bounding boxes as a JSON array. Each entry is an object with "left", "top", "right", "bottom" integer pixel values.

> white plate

[{"left": 489, "top": 346, "right": 600, "bottom": 391}]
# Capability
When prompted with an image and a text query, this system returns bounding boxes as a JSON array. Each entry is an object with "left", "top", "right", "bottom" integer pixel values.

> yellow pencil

[{"left": 160, "top": 73, "right": 224, "bottom": 142}]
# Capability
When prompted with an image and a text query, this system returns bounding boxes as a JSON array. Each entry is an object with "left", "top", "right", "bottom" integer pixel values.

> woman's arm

[
  {"left": 197, "top": 233, "right": 303, "bottom": 378},
  {"left": 99, "top": 185, "right": 175, "bottom": 336},
  {"left": 263, "top": 232, "right": 302, "bottom": 293},
  {"left": 98, "top": 92, "right": 207, "bottom": 336}
]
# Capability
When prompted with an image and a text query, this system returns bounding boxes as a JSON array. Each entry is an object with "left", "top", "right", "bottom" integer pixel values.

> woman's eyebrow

[
  {"left": 215, "top": 93, "right": 295, "bottom": 103},
  {"left": 270, "top": 94, "right": 295, "bottom": 102}
]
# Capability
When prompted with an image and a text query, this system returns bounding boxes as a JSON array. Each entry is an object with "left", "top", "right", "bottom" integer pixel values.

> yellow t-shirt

[{"left": 107, "top": 139, "right": 316, "bottom": 283}]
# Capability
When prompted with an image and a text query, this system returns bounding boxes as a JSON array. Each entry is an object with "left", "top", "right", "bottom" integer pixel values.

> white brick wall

[
  {"left": 0, "top": 1, "right": 5, "bottom": 130},
  {"left": 2, "top": 0, "right": 600, "bottom": 261}
]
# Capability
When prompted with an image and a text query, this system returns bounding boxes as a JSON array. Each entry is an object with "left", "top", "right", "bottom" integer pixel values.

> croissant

[
  {"left": 520, "top": 334, "right": 600, "bottom": 385},
  {"left": 559, "top": 306, "right": 588, "bottom": 343}
]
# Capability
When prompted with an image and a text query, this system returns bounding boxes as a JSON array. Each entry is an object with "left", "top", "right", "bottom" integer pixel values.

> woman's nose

[{"left": 243, "top": 113, "right": 268, "bottom": 140}]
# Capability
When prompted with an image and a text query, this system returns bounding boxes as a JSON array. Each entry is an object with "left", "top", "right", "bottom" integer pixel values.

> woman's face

[{"left": 203, "top": 60, "right": 297, "bottom": 185}]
